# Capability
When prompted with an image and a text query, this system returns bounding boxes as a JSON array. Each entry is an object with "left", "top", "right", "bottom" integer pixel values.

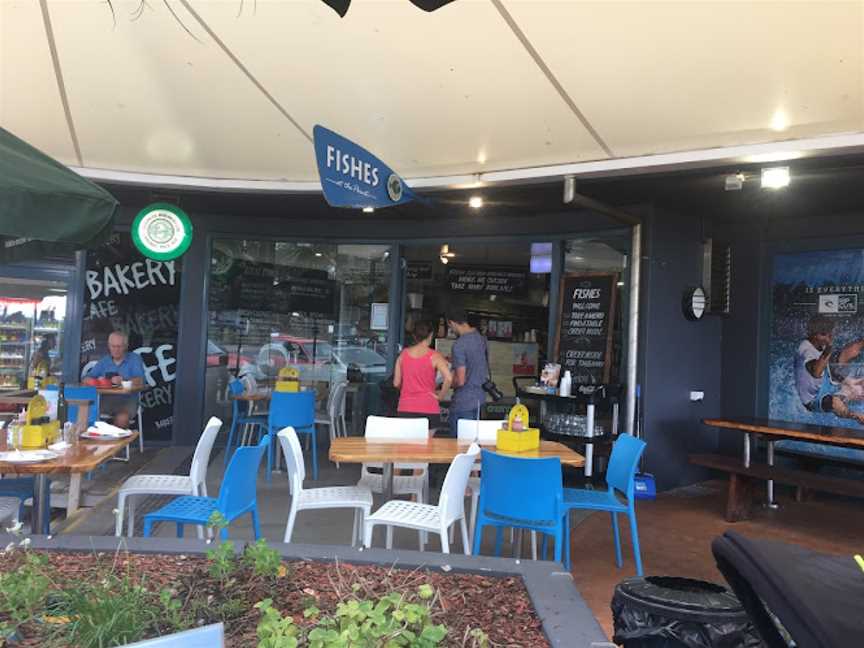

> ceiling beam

[
  {"left": 39, "top": 0, "right": 83, "bottom": 165},
  {"left": 490, "top": 0, "right": 613, "bottom": 158}
]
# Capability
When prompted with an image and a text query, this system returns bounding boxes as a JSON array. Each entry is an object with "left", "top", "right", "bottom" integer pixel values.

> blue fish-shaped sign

[{"left": 313, "top": 125, "right": 422, "bottom": 209}]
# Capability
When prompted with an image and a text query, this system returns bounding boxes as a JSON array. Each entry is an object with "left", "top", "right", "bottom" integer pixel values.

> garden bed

[
  {"left": 1, "top": 546, "right": 547, "bottom": 647},
  {"left": 0, "top": 533, "right": 608, "bottom": 647}
]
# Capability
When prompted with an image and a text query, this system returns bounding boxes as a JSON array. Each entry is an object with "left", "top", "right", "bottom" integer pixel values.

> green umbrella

[{"left": 0, "top": 126, "right": 118, "bottom": 263}]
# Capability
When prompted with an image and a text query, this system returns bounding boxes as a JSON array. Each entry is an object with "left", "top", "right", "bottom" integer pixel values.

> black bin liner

[{"left": 611, "top": 576, "right": 763, "bottom": 648}]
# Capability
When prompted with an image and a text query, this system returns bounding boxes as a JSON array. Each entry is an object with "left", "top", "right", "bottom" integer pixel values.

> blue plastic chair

[
  {"left": 260, "top": 391, "right": 317, "bottom": 483},
  {"left": 43, "top": 385, "right": 100, "bottom": 425},
  {"left": 562, "top": 433, "right": 647, "bottom": 576},
  {"left": 143, "top": 437, "right": 267, "bottom": 540},
  {"left": 472, "top": 450, "right": 568, "bottom": 564},
  {"left": 0, "top": 478, "right": 50, "bottom": 535},
  {"left": 223, "top": 378, "right": 268, "bottom": 467}
]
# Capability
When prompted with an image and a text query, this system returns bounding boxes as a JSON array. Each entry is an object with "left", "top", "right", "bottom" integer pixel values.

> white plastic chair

[
  {"left": 357, "top": 416, "right": 430, "bottom": 504},
  {"left": 316, "top": 381, "right": 347, "bottom": 442},
  {"left": 114, "top": 417, "right": 222, "bottom": 537},
  {"left": 278, "top": 426, "right": 372, "bottom": 545},
  {"left": 363, "top": 443, "right": 480, "bottom": 554},
  {"left": 457, "top": 419, "right": 504, "bottom": 539},
  {"left": 0, "top": 497, "right": 18, "bottom": 525}
]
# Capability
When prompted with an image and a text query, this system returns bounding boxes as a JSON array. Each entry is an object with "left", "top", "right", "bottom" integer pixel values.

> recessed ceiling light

[
  {"left": 770, "top": 109, "right": 788, "bottom": 132},
  {"left": 362, "top": 206, "right": 374, "bottom": 213},
  {"left": 761, "top": 166, "right": 790, "bottom": 190},
  {"left": 468, "top": 196, "right": 483, "bottom": 209}
]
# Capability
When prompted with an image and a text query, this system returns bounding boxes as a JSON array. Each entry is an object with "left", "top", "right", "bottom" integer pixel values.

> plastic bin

[{"left": 611, "top": 576, "right": 763, "bottom": 648}]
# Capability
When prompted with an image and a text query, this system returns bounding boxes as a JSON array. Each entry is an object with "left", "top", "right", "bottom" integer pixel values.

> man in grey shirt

[{"left": 447, "top": 309, "right": 488, "bottom": 436}]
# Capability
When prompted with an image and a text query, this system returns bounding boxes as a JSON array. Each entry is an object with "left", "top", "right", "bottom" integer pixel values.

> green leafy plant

[
  {"left": 0, "top": 550, "right": 51, "bottom": 631},
  {"left": 206, "top": 539, "right": 237, "bottom": 583},
  {"left": 255, "top": 599, "right": 300, "bottom": 648},
  {"left": 159, "top": 588, "right": 191, "bottom": 634},
  {"left": 243, "top": 539, "right": 284, "bottom": 579},
  {"left": 304, "top": 585, "right": 447, "bottom": 648}
]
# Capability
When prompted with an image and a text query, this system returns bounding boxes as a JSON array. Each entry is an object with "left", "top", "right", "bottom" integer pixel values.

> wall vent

[{"left": 702, "top": 238, "right": 732, "bottom": 315}]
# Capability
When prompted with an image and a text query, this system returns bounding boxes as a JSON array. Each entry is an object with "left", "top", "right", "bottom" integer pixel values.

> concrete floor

[{"left": 60, "top": 442, "right": 582, "bottom": 559}]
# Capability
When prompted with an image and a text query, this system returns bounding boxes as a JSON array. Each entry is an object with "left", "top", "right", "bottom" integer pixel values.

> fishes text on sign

[{"left": 326, "top": 145, "right": 380, "bottom": 187}]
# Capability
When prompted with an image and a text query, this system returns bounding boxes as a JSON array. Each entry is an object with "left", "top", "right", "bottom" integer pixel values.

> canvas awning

[{"left": 0, "top": 126, "right": 118, "bottom": 263}]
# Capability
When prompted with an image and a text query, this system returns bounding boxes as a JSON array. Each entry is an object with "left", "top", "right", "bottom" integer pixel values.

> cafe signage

[
  {"left": 555, "top": 273, "right": 618, "bottom": 386},
  {"left": 447, "top": 266, "right": 527, "bottom": 296},
  {"left": 313, "top": 125, "right": 423, "bottom": 209},
  {"left": 131, "top": 203, "right": 193, "bottom": 261}
]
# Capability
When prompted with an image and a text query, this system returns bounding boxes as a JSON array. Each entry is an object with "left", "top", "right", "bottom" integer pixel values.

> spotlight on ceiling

[
  {"left": 761, "top": 167, "right": 790, "bottom": 190},
  {"left": 362, "top": 206, "right": 375, "bottom": 213},
  {"left": 468, "top": 196, "right": 484, "bottom": 209}
]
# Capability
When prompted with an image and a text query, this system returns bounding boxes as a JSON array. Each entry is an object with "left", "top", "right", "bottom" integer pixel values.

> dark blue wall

[{"left": 640, "top": 208, "right": 723, "bottom": 490}]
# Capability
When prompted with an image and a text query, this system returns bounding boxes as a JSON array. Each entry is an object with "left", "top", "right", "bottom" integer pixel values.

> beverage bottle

[
  {"left": 559, "top": 370, "right": 572, "bottom": 397},
  {"left": 57, "top": 381, "right": 68, "bottom": 426}
]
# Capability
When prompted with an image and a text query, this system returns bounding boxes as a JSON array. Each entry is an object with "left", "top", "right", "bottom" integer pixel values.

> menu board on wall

[
  {"left": 555, "top": 273, "right": 618, "bottom": 386},
  {"left": 447, "top": 267, "right": 527, "bottom": 297},
  {"left": 209, "top": 258, "right": 337, "bottom": 318},
  {"left": 80, "top": 233, "right": 181, "bottom": 442}
]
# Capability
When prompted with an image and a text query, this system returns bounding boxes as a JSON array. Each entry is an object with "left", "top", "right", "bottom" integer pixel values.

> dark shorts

[
  {"left": 804, "top": 394, "right": 837, "bottom": 413},
  {"left": 397, "top": 411, "right": 443, "bottom": 435},
  {"left": 101, "top": 394, "right": 139, "bottom": 418}
]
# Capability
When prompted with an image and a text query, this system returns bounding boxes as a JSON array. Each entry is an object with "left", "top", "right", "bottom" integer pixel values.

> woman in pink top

[{"left": 393, "top": 320, "right": 452, "bottom": 432}]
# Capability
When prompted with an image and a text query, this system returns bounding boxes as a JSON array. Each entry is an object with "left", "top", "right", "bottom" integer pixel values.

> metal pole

[{"left": 624, "top": 224, "right": 641, "bottom": 436}]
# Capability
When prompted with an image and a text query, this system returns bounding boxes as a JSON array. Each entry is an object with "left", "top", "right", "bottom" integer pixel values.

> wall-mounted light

[
  {"left": 761, "top": 166, "right": 790, "bottom": 190},
  {"left": 468, "top": 196, "right": 483, "bottom": 209},
  {"left": 362, "top": 206, "right": 375, "bottom": 213},
  {"left": 440, "top": 243, "right": 455, "bottom": 264}
]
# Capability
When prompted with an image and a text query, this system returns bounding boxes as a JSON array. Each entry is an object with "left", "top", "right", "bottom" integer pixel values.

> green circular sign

[{"left": 131, "top": 203, "right": 193, "bottom": 260}]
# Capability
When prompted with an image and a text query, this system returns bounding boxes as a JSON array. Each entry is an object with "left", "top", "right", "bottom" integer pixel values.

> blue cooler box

[{"left": 634, "top": 473, "right": 656, "bottom": 500}]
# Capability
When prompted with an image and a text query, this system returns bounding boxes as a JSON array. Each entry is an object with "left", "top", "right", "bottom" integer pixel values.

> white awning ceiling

[{"left": 2, "top": 0, "right": 863, "bottom": 190}]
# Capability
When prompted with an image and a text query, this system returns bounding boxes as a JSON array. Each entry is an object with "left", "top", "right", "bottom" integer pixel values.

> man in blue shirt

[
  {"left": 446, "top": 309, "right": 488, "bottom": 437},
  {"left": 88, "top": 330, "right": 145, "bottom": 428}
]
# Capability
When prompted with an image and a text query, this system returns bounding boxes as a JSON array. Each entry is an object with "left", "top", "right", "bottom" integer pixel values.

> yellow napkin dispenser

[
  {"left": 275, "top": 366, "right": 301, "bottom": 393},
  {"left": 496, "top": 403, "right": 540, "bottom": 452},
  {"left": 20, "top": 395, "right": 60, "bottom": 448}
]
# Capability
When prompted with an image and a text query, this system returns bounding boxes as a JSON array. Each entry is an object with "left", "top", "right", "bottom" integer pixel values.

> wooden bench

[{"left": 689, "top": 453, "right": 864, "bottom": 522}]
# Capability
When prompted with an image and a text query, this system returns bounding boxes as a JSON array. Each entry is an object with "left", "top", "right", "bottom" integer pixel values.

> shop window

[
  {"left": 0, "top": 281, "right": 66, "bottom": 393},
  {"left": 80, "top": 233, "right": 181, "bottom": 443},
  {"left": 204, "top": 239, "right": 392, "bottom": 436}
]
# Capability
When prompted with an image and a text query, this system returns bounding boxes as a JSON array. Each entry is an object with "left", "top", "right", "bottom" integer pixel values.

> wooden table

[
  {"left": 701, "top": 417, "right": 864, "bottom": 519},
  {"left": 330, "top": 437, "right": 585, "bottom": 499},
  {"left": 0, "top": 432, "right": 140, "bottom": 533}
]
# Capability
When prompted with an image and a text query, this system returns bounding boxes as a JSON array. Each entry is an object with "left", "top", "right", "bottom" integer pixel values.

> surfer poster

[{"left": 769, "top": 248, "right": 864, "bottom": 428}]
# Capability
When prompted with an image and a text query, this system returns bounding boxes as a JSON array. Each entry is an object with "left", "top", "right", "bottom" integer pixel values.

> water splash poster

[{"left": 770, "top": 248, "right": 864, "bottom": 428}]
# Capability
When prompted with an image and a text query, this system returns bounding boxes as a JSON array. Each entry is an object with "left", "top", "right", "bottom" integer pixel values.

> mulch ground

[{"left": 0, "top": 551, "right": 548, "bottom": 647}]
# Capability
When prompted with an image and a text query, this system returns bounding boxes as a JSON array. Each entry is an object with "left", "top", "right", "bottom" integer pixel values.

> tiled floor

[{"left": 568, "top": 479, "right": 864, "bottom": 640}]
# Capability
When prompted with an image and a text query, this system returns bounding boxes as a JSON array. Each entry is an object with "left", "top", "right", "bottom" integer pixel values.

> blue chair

[
  {"left": 0, "top": 478, "right": 50, "bottom": 535},
  {"left": 472, "top": 450, "right": 568, "bottom": 564},
  {"left": 223, "top": 378, "right": 268, "bottom": 467},
  {"left": 143, "top": 437, "right": 267, "bottom": 540},
  {"left": 562, "top": 433, "right": 647, "bottom": 576},
  {"left": 44, "top": 385, "right": 100, "bottom": 426},
  {"left": 260, "top": 391, "right": 317, "bottom": 483}
]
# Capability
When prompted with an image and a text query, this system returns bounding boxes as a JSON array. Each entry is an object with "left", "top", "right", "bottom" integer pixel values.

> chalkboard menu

[
  {"left": 447, "top": 266, "right": 527, "bottom": 297},
  {"left": 209, "top": 258, "right": 336, "bottom": 317},
  {"left": 80, "top": 233, "right": 181, "bottom": 442},
  {"left": 554, "top": 273, "right": 618, "bottom": 386}
]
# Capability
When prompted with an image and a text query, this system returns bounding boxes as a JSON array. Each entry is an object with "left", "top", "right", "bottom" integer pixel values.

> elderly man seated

[{"left": 87, "top": 330, "right": 144, "bottom": 429}]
